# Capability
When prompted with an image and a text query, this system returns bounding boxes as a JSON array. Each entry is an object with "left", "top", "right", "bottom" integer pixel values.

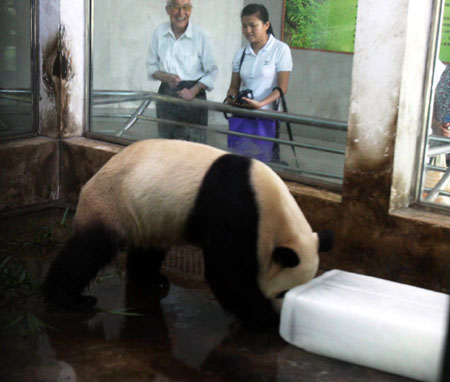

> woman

[{"left": 225, "top": 4, "right": 293, "bottom": 162}]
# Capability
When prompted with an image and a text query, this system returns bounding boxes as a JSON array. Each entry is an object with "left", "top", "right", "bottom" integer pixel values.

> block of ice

[{"left": 279, "top": 270, "right": 449, "bottom": 382}]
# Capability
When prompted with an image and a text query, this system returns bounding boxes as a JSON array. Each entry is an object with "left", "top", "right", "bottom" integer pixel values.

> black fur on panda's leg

[
  {"left": 42, "top": 224, "right": 120, "bottom": 310},
  {"left": 126, "top": 247, "right": 169, "bottom": 291},
  {"left": 203, "top": 246, "right": 278, "bottom": 330}
]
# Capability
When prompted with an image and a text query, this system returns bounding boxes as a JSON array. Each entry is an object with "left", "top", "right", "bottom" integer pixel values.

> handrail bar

[
  {"left": 429, "top": 135, "right": 450, "bottom": 144},
  {"left": 136, "top": 114, "right": 345, "bottom": 155},
  {"left": 0, "top": 88, "right": 348, "bottom": 132},
  {"left": 0, "top": 89, "right": 32, "bottom": 104},
  {"left": 91, "top": 90, "right": 348, "bottom": 132}
]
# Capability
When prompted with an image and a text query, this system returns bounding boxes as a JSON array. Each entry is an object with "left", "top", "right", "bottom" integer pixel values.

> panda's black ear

[
  {"left": 318, "top": 229, "right": 334, "bottom": 252},
  {"left": 272, "top": 247, "right": 300, "bottom": 268}
]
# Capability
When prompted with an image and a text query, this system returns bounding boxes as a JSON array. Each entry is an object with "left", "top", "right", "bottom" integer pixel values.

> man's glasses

[{"left": 169, "top": 4, "right": 193, "bottom": 12}]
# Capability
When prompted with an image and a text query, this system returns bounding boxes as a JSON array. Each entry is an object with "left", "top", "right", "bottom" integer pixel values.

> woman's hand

[
  {"left": 226, "top": 95, "right": 262, "bottom": 109},
  {"left": 225, "top": 94, "right": 239, "bottom": 106},
  {"left": 439, "top": 123, "right": 450, "bottom": 138},
  {"left": 240, "top": 97, "right": 263, "bottom": 109}
]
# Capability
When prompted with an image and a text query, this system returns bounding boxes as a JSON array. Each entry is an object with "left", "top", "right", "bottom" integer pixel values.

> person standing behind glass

[
  {"left": 147, "top": 0, "right": 218, "bottom": 143},
  {"left": 432, "top": 64, "right": 450, "bottom": 167},
  {"left": 225, "top": 3, "right": 293, "bottom": 162}
]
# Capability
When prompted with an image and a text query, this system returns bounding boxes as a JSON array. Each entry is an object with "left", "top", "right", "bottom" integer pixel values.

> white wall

[{"left": 93, "top": 0, "right": 244, "bottom": 102}]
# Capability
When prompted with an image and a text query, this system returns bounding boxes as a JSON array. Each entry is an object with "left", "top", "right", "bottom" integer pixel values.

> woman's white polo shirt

[{"left": 232, "top": 34, "right": 293, "bottom": 110}]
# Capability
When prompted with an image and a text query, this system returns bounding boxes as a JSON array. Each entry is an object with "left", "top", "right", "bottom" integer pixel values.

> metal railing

[
  {"left": 90, "top": 90, "right": 348, "bottom": 183},
  {"left": 0, "top": 87, "right": 348, "bottom": 138},
  {"left": 92, "top": 90, "right": 348, "bottom": 132},
  {"left": 0, "top": 89, "right": 32, "bottom": 104}
]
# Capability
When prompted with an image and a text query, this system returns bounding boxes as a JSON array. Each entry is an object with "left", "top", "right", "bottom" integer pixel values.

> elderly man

[{"left": 147, "top": 0, "right": 218, "bottom": 143}]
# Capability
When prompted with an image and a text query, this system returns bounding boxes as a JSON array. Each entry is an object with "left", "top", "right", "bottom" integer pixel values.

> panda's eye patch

[{"left": 272, "top": 247, "right": 300, "bottom": 268}]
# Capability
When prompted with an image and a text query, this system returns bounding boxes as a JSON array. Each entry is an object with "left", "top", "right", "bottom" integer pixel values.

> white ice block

[{"left": 280, "top": 270, "right": 449, "bottom": 382}]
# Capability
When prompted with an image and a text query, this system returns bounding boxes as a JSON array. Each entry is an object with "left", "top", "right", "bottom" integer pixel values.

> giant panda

[{"left": 43, "top": 139, "right": 333, "bottom": 327}]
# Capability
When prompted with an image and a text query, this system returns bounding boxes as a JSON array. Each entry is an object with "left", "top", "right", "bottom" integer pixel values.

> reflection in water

[
  {"left": 162, "top": 284, "right": 233, "bottom": 369},
  {"left": 38, "top": 269, "right": 235, "bottom": 381}
]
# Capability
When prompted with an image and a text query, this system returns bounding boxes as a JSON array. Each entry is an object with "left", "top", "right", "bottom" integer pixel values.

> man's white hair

[{"left": 166, "top": 0, "right": 192, "bottom": 6}]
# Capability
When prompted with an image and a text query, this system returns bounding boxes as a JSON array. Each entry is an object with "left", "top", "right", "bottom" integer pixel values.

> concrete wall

[
  {"left": 0, "top": 138, "right": 58, "bottom": 212},
  {"left": 38, "top": 0, "right": 60, "bottom": 138},
  {"left": 38, "top": 0, "right": 86, "bottom": 138}
]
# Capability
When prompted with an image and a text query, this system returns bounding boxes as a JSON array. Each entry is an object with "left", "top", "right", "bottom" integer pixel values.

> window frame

[{"left": 0, "top": 0, "right": 38, "bottom": 141}]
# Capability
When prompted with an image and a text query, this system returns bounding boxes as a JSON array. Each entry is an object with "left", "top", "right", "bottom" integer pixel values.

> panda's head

[
  {"left": 261, "top": 229, "right": 334, "bottom": 312},
  {"left": 199, "top": 157, "right": 335, "bottom": 329},
  {"left": 208, "top": 228, "right": 333, "bottom": 330},
  {"left": 242, "top": 161, "right": 335, "bottom": 322}
]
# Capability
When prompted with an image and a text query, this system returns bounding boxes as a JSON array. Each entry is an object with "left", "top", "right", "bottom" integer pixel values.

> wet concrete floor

[{"left": 0, "top": 208, "right": 417, "bottom": 382}]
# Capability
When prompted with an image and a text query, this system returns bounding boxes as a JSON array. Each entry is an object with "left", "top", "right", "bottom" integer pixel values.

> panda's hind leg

[
  {"left": 42, "top": 223, "right": 120, "bottom": 310},
  {"left": 126, "top": 247, "right": 169, "bottom": 291}
]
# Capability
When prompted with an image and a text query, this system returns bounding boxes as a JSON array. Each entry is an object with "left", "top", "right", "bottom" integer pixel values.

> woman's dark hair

[{"left": 241, "top": 4, "right": 274, "bottom": 36}]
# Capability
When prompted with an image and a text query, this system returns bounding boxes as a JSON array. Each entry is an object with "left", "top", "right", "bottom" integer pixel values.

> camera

[{"left": 234, "top": 89, "right": 253, "bottom": 105}]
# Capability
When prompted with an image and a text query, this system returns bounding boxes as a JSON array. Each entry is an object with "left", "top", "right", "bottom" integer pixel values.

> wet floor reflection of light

[{"left": 160, "top": 284, "right": 234, "bottom": 369}]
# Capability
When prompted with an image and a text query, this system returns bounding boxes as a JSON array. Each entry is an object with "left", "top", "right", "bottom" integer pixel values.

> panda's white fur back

[{"left": 75, "top": 140, "right": 225, "bottom": 247}]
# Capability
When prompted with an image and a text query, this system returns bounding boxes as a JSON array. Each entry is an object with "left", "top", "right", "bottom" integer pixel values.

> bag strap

[
  {"left": 272, "top": 86, "right": 299, "bottom": 167},
  {"left": 238, "top": 48, "right": 246, "bottom": 72},
  {"left": 272, "top": 86, "right": 288, "bottom": 113},
  {"left": 223, "top": 48, "right": 247, "bottom": 120}
]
